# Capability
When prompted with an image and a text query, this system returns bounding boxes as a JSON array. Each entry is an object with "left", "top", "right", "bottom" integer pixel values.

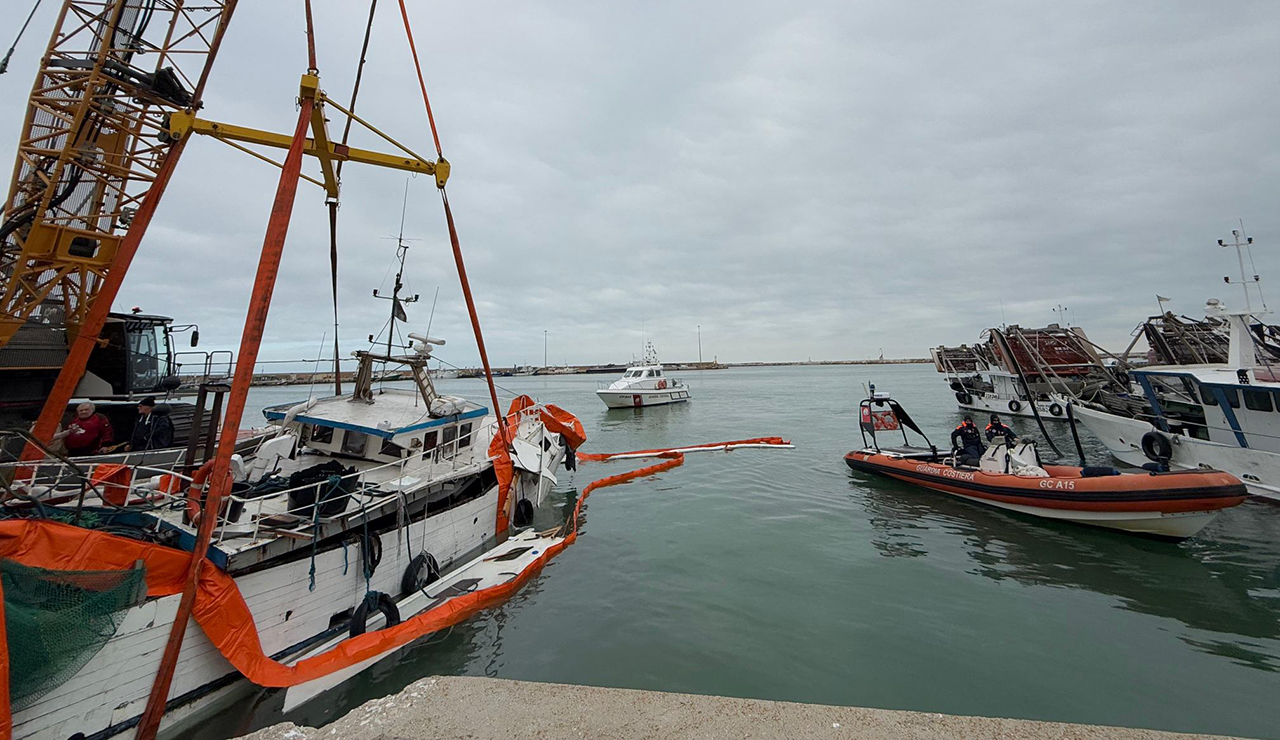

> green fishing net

[{"left": 2, "top": 559, "right": 147, "bottom": 710}]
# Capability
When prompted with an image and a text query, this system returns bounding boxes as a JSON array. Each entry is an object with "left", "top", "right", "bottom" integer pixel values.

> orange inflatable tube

[{"left": 0, "top": 433, "right": 788, "bottom": 732}]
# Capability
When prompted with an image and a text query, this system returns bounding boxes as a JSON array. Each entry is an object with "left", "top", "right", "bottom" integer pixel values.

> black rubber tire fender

[
  {"left": 1008, "top": 399, "right": 1022, "bottom": 412},
  {"left": 401, "top": 552, "right": 441, "bottom": 596},
  {"left": 1048, "top": 402, "right": 1064, "bottom": 417},
  {"left": 513, "top": 498, "right": 535, "bottom": 528},
  {"left": 955, "top": 391, "right": 973, "bottom": 405},
  {"left": 1141, "top": 431, "right": 1174, "bottom": 463},
  {"left": 349, "top": 591, "right": 401, "bottom": 637}
]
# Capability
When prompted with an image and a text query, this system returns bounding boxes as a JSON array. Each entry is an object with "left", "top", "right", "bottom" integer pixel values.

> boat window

[
  {"left": 126, "top": 324, "right": 166, "bottom": 392},
  {"left": 341, "top": 430, "right": 368, "bottom": 455},
  {"left": 458, "top": 422, "right": 473, "bottom": 448},
  {"left": 645, "top": 370, "right": 655, "bottom": 378},
  {"left": 653, "top": 370, "right": 663, "bottom": 377},
  {"left": 311, "top": 424, "right": 334, "bottom": 444},
  {"left": 379, "top": 438, "right": 404, "bottom": 458},
  {"left": 423, "top": 430, "right": 437, "bottom": 450},
  {"left": 1244, "top": 388, "right": 1273, "bottom": 412},
  {"left": 1200, "top": 384, "right": 1239, "bottom": 409},
  {"left": 442, "top": 425, "right": 458, "bottom": 447}
]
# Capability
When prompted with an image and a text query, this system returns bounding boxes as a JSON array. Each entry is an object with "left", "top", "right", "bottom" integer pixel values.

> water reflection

[{"left": 852, "top": 471, "right": 1280, "bottom": 670}]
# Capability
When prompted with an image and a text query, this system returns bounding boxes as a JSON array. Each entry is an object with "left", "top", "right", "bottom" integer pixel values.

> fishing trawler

[
  {"left": 1063, "top": 231, "right": 1280, "bottom": 502},
  {"left": 596, "top": 341, "right": 691, "bottom": 408},
  {"left": 932, "top": 325, "right": 1120, "bottom": 422},
  {"left": 844, "top": 386, "right": 1248, "bottom": 539}
]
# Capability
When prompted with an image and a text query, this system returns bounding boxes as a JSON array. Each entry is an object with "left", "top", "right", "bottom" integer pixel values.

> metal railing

[{"left": 2, "top": 402, "right": 560, "bottom": 546}]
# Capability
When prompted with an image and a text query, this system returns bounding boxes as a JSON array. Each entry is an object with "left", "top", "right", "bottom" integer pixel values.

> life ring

[
  {"left": 657, "top": 379, "right": 667, "bottom": 390},
  {"left": 185, "top": 460, "right": 216, "bottom": 525},
  {"left": 400, "top": 552, "right": 440, "bottom": 596},
  {"left": 1048, "top": 402, "right": 1064, "bottom": 417},
  {"left": 349, "top": 591, "right": 401, "bottom": 637},
  {"left": 1008, "top": 399, "right": 1022, "bottom": 413},
  {"left": 955, "top": 391, "right": 973, "bottom": 405},
  {"left": 1141, "top": 431, "right": 1173, "bottom": 463}
]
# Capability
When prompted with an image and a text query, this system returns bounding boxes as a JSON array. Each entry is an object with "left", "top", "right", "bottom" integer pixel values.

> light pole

[
  {"left": 697, "top": 325, "right": 702, "bottom": 364},
  {"left": 543, "top": 330, "right": 548, "bottom": 368}
]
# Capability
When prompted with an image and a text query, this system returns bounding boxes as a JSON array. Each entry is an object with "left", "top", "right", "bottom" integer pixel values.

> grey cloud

[{"left": 1, "top": 0, "right": 1276, "bottom": 369}]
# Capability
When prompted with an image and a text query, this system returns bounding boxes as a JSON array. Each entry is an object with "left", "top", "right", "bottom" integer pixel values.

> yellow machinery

[{"left": 0, "top": 0, "right": 236, "bottom": 348}]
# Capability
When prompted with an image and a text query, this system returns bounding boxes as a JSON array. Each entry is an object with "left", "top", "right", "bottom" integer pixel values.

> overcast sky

[{"left": 2, "top": 1, "right": 1278, "bottom": 368}]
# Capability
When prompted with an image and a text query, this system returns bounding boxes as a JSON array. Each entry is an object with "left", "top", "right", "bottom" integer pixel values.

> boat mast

[
  {"left": 1218, "top": 225, "right": 1265, "bottom": 314},
  {"left": 373, "top": 181, "right": 419, "bottom": 360}
]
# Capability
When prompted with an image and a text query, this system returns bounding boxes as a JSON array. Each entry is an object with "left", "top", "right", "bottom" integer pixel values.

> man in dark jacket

[
  {"left": 127, "top": 397, "right": 175, "bottom": 451},
  {"left": 985, "top": 413, "right": 1017, "bottom": 445},
  {"left": 950, "top": 415, "right": 985, "bottom": 464}
]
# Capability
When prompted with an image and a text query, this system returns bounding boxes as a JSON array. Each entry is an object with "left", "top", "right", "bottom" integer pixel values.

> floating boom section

[{"left": 0, "top": 0, "right": 235, "bottom": 348}]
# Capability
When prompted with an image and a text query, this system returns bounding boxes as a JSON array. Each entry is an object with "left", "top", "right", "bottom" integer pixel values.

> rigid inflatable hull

[{"left": 844, "top": 451, "right": 1248, "bottom": 539}]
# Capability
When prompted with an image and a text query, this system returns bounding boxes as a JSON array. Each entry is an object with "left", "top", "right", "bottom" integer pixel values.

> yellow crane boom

[{"left": 0, "top": 0, "right": 236, "bottom": 348}]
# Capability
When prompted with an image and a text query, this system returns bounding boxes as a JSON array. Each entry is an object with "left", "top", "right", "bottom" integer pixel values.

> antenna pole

[{"left": 1220, "top": 229, "right": 1255, "bottom": 314}]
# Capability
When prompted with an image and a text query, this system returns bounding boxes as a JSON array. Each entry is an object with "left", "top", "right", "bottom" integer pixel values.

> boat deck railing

[
  {"left": 596, "top": 379, "right": 684, "bottom": 391},
  {"left": 1, "top": 403, "right": 558, "bottom": 546}
]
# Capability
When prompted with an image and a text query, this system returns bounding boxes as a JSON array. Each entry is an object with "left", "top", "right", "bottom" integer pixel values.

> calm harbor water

[{"left": 213, "top": 364, "right": 1280, "bottom": 738}]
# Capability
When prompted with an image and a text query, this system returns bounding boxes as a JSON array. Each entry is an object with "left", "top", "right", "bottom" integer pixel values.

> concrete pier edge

[{"left": 238, "top": 675, "right": 1247, "bottom": 739}]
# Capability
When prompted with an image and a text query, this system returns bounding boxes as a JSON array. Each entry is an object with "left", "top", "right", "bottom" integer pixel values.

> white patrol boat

[{"left": 596, "top": 341, "right": 691, "bottom": 409}]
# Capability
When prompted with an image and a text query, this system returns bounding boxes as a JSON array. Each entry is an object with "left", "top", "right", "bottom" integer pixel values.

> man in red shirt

[{"left": 54, "top": 402, "right": 114, "bottom": 456}]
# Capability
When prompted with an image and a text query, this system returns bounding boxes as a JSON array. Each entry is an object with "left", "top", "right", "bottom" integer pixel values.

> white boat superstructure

[
  {"left": 595, "top": 343, "right": 691, "bottom": 409},
  {"left": 4, "top": 338, "right": 573, "bottom": 739},
  {"left": 1068, "top": 301, "right": 1280, "bottom": 501}
]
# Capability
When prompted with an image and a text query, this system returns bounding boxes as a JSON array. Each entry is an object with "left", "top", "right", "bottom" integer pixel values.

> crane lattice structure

[{"left": 0, "top": 0, "right": 235, "bottom": 347}]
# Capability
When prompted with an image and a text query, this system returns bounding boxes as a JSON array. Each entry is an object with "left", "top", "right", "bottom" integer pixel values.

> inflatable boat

[{"left": 844, "top": 387, "right": 1248, "bottom": 539}]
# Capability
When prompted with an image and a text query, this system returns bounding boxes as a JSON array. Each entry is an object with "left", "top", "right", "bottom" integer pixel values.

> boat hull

[
  {"left": 1068, "top": 402, "right": 1280, "bottom": 502},
  {"left": 956, "top": 394, "right": 1069, "bottom": 422},
  {"left": 596, "top": 388, "right": 691, "bottom": 409},
  {"left": 844, "top": 450, "right": 1247, "bottom": 539}
]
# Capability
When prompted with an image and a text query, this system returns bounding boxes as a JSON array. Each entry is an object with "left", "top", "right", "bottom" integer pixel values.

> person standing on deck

[
  {"left": 52, "top": 402, "right": 114, "bottom": 456},
  {"left": 126, "top": 396, "right": 174, "bottom": 451},
  {"left": 985, "top": 414, "right": 1017, "bottom": 445},
  {"left": 950, "top": 415, "right": 985, "bottom": 464}
]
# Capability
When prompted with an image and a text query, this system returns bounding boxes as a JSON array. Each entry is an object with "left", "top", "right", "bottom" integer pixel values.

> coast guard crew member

[
  {"left": 985, "top": 414, "right": 1017, "bottom": 445},
  {"left": 951, "top": 415, "right": 985, "bottom": 464}
]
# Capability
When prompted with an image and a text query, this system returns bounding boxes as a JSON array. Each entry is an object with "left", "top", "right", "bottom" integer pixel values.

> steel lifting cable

[{"left": 0, "top": 0, "right": 43, "bottom": 75}]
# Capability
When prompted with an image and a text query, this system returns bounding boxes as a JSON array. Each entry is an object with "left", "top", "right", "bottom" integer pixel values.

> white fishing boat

[
  {"left": 1066, "top": 300, "right": 1280, "bottom": 502},
  {"left": 2, "top": 319, "right": 579, "bottom": 736},
  {"left": 596, "top": 341, "right": 691, "bottom": 409},
  {"left": 930, "top": 328, "right": 1111, "bottom": 423},
  {"left": 1065, "top": 232, "right": 1280, "bottom": 502}
]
